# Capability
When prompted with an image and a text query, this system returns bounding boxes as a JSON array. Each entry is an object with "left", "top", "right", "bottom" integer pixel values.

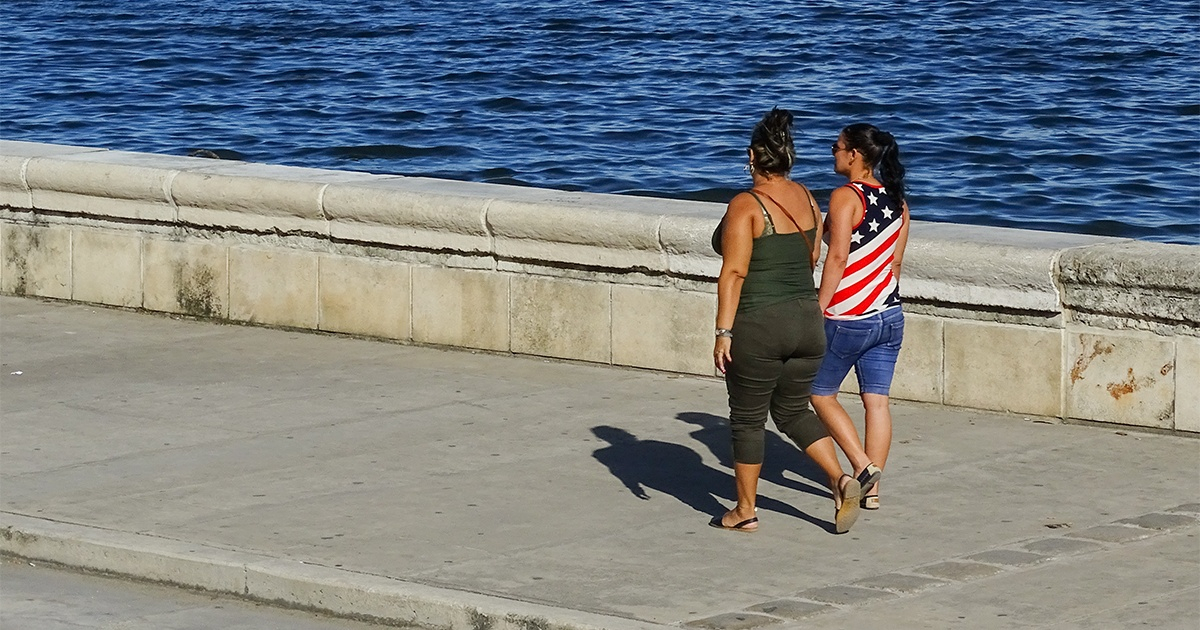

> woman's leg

[
  {"left": 720, "top": 310, "right": 782, "bottom": 528},
  {"left": 770, "top": 301, "right": 861, "bottom": 531},
  {"left": 853, "top": 308, "right": 903, "bottom": 499},
  {"left": 860, "top": 393, "right": 892, "bottom": 498},
  {"left": 770, "top": 351, "right": 845, "bottom": 493},
  {"left": 795, "top": 436, "right": 843, "bottom": 493},
  {"left": 773, "top": 376, "right": 847, "bottom": 499},
  {"left": 811, "top": 315, "right": 882, "bottom": 479},
  {"left": 727, "top": 462, "right": 762, "bottom": 527},
  {"left": 810, "top": 394, "right": 873, "bottom": 474},
  {"left": 772, "top": 372, "right": 863, "bottom": 532}
]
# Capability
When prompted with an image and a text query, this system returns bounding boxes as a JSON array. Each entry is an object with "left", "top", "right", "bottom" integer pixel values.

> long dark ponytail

[{"left": 841, "top": 123, "right": 906, "bottom": 206}]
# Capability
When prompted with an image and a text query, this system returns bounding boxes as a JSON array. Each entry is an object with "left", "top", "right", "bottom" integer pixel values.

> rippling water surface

[{"left": 3, "top": 1, "right": 1198, "bottom": 243}]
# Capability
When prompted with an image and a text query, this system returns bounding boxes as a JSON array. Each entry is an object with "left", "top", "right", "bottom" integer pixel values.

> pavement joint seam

[{"left": 686, "top": 503, "right": 1200, "bottom": 629}]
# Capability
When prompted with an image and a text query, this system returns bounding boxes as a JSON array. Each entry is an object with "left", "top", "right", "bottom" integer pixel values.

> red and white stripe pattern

[{"left": 824, "top": 181, "right": 904, "bottom": 320}]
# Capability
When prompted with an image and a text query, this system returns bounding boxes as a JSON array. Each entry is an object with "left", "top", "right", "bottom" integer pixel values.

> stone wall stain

[
  {"left": 469, "top": 610, "right": 494, "bottom": 630},
  {"left": 1105, "top": 366, "right": 1164, "bottom": 401},
  {"left": 0, "top": 526, "right": 36, "bottom": 545},
  {"left": 4, "top": 226, "right": 35, "bottom": 296},
  {"left": 174, "top": 262, "right": 221, "bottom": 318},
  {"left": 1071, "top": 338, "right": 1114, "bottom": 383},
  {"left": 507, "top": 615, "right": 550, "bottom": 630},
  {"left": 1104, "top": 361, "right": 1176, "bottom": 401},
  {"left": 1107, "top": 368, "right": 1138, "bottom": 399}
]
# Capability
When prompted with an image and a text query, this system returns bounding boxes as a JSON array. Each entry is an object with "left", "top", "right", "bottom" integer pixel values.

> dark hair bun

[{"left": 749, "top": 107, "right": 795, "bottom": 176}]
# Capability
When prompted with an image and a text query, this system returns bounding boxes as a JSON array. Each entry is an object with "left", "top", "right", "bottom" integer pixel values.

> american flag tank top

[{"left": 824, "top": 181, "right": 904, "bottom": 320}]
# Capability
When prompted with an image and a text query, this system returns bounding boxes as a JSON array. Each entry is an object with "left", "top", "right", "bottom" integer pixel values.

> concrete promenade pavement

[
  {"left": 1, "top": 295, "right": 1197, "bottom": 629},
  {"left": 1, "top": 555, "right": 387, "bottom": 630}
]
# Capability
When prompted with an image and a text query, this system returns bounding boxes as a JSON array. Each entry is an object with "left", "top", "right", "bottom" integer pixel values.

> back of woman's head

[
  {"left": 749, "top": 107, "right": 795, "bottom": 176},
  {"left": 841, "top": 122, "right": 907, "bottom": 205}
]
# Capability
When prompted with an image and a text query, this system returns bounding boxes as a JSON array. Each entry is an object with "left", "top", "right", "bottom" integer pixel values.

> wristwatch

[{"left": 715, "top": 328, "right": 733, "bottom": 338}]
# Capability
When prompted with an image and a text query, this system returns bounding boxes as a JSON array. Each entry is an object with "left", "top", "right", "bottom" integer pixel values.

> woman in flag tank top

[{"left": 811, "top": 123, "right": 911, "bottom": 512}]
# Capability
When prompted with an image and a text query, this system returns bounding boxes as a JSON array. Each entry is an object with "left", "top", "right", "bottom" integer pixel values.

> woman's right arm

[
  {"left": 714, "top": 194, "right": 755, "bottom": 373},
  {"left": 818, "top": 186, "right": 860, "bottom": 313}
]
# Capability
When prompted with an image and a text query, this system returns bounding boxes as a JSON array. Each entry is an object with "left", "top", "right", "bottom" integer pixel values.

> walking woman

[
  {"left": 712, "top": 108, "right": 863, "bottom": 535},
  {"left": 811, "top": 123, "right": 911, "bottom": 511}
]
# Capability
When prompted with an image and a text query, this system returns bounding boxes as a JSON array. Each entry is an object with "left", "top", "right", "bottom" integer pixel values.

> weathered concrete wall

[{"left": 2, "top": 140, "right": 1196, "bottom": 432}]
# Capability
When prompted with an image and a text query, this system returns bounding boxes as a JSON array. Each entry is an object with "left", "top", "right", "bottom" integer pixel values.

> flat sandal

[{"left": 834, "top": 474, "right": 861, "bottom": 534}]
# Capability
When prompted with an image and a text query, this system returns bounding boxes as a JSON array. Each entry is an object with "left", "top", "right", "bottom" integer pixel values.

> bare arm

[
  {"left": 803, "top": 184, "right": 823, "bottom": 268},
  {"left": 818, "top": 186, "right": 861, "bottom": 313},
  {"left": 891, "top": 200, "right": 911, "bottom": 277},
  {"left": 714, "top": 194, "right": 757, "bottom": 373}
]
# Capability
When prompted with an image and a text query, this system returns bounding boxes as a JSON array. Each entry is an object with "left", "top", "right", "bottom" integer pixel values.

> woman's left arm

[{"left": 892, "top": 201, "right": 911, "bottom": 278}]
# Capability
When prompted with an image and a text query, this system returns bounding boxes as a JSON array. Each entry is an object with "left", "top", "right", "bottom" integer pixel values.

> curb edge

[{"left": 0, "top": 512, "right": 672, "bottom": 630}]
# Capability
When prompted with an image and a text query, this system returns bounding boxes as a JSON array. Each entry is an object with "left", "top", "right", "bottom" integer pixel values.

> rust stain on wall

[
  {"left": 1071, "top": 338, "right": 1114, "bottom": 383},
  {"left": 1106, "top": 367, "right": 1160, "bottom": 401},
  {"left": 1107, "top": 368, "right": 1138, "bottom": 399}
]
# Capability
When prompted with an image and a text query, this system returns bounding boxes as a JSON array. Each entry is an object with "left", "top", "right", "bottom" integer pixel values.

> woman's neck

[
  {"left": 752, "top": 172, "right": 788, "bottom": 187},
  {"left": 847, "top": 165, "right": 876, "bottom": 184}
]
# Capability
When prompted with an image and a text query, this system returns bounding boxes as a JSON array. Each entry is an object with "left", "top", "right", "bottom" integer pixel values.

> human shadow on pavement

[
  {"left": 590, "top": 425, "right": 829, "bottom": 531},
  {"left": 676, "top": 411, "right": 832, "bottom": 501}
]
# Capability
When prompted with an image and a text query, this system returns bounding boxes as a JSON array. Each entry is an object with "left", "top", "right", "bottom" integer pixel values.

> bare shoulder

[
  {"left": 829, "top": 184, "right": 858, "bottom": 202},
  {"left": 830, "top": 184, "right": 859, "bottom": 204},
  {"left": 790, "top": 180, "right": 819, "bottom": 205},
  {"left": 789, "top": 180, "right": 814, "bottom": 195},
  {"left": 726, "top": 191, "right": 761, "bottom": 218},
  {"left": 827, "top": 185, "right": 862, "bottom": 222}
]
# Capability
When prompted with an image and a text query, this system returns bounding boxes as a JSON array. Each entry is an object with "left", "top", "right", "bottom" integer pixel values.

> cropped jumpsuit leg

[{"left": 725, "top": 297, "right": 828, "bottom": 465}]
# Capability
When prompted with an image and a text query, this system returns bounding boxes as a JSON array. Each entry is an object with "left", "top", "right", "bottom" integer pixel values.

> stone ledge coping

[
  {"left": 0, "top": 513, "right": 670, "bottom": 630},
  {"left": 1059, "top": 241, "right": 1200, "bottom": 327},
  {"left": 2, "top": 140, "right": 1196, "bottom": 323}
]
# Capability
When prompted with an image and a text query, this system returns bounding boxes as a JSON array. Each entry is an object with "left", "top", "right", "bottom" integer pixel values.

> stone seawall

[{"left": 2, "top": 140, "right": 1196, "bottom": 432}]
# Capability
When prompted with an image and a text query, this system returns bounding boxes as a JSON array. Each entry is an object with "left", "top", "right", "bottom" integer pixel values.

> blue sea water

[{"left": 2, "top": 1, "right": 1198, "bottom": 243}]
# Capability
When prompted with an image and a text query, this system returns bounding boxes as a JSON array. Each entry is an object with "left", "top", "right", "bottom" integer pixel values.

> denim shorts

[{"left": 811, "top": 307, "right": 904, "bottom": 396}]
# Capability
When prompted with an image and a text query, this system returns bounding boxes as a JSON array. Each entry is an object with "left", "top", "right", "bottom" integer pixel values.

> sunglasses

[{"left": 831, "top": 142, "right": 852, "bottom": 154}]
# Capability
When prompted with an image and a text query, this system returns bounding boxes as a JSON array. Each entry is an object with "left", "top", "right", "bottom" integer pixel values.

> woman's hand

[{"left": 714, "top": 336, "right": 733, "bottom": 374}]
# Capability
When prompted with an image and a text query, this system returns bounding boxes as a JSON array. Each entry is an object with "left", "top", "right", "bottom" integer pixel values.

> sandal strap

[{"left": 856, "top": 464, "right": 881, "bottom": 493}]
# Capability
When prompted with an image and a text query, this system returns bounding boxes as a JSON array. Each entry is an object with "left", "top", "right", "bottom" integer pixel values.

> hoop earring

[{"left": 745, "top": 162, "right": 756, "bottom": 174}]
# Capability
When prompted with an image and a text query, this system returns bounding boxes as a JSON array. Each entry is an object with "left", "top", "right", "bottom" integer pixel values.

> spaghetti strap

[
  {"left": 751, "top": 189, "right": 802, "bottom": 232},
  {"left": 801, "top": 184, "right": 820, "bottom": 228},
  {"left": 750, "top": 187, "right": 817, "bottom": 271},
  {"left": 746, "top": 191, "right": 777, "bottom": 232}
]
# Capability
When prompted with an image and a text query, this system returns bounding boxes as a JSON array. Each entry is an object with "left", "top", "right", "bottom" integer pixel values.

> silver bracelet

[{"left": 715, "top": 328, "right": 733, "bottom": 338}]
